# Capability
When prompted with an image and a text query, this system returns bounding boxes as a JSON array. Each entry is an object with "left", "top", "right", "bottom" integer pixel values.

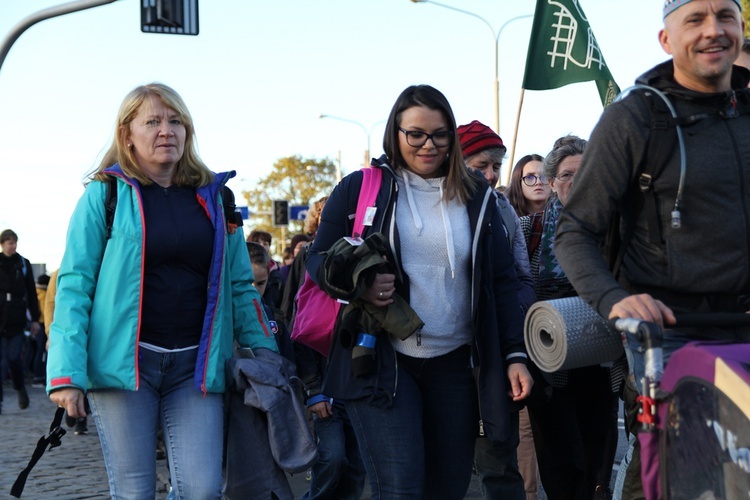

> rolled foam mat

[{"left": 524, "top": 297, "right": 624, "bottom": 372}]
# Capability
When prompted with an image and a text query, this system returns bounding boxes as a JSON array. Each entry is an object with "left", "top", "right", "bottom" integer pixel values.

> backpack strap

[
  {"left": 637, "top": 89, "right": 730, "bottom": 245},
  {"left": 638, "top": 91, "right": 677, "bottom": 246},
  {"left": 104, "top": 176, "right": 118, "bottom": 240},
  {"left": 221, "top": 185, "right": 242, "bottom": 234},
  {"left": 352, "top": 167, "right": 383, "bottom": 238},
  {"left": 609, "top": 87, "right": 688, "bottom": 277}
]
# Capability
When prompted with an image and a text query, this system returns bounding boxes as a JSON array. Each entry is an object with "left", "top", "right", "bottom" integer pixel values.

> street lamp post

[
  {"left": 0, "top": 0, "right": 119, "bottom": 75},
  {"left": 319, "top": 114, "right": 386, "bottom": 172},
  {"left": 410, "top": 0, "right": 531, "bottom": 135}
]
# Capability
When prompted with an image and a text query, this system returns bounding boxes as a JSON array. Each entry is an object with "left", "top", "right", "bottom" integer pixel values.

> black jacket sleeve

[
  {"left": 555, "top": 97, "right": 650, "bottom": 317},
  {"left": 487, "top": 200, "right": 526, "bottom": 361}
]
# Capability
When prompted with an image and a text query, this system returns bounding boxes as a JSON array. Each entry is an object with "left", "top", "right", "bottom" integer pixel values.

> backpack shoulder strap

[
  {"left": 104, "top": 176, "right": 118, "bottom": 240},
  {"left": 352, "top": 167, "right": 382, "bottom": 238},
  {"left": 608, "top": 89, "right": 677, "bottom": 276},
  {"left": 221, "top": 185, "right": 242, "bottom": 234},
  {"left": 636, "top": 87, "right": 722, "bottom": 243},
  {"left": 637, "top": 90, "right": 676, "bottom": 246}
]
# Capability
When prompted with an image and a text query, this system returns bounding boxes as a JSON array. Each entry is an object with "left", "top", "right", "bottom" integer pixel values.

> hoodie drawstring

[
  {"left": 402, "top": 171, "right": 423, "bottom": 234},
  {"left": 401, "top": 170, "right": 456, "bottom": 279}
]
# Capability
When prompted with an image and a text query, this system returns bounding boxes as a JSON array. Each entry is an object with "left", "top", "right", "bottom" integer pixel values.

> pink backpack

[{"left": 291, "top": 167, "right": 383, "bottom": 356}]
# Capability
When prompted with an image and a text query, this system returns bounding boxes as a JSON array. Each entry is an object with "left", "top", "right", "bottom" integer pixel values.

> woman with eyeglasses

[
  {"left": 519, "top": 135, "right": 621, "bottom": 500},
  {"left": 505, "top": 154, "right": 551, "bottom": 217},
  {"left": 307, "top": 84, "right": 532, "bottom": 498}
]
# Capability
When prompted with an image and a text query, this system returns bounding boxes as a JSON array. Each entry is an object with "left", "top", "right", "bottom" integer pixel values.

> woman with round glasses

[
  {"left": 519, "top": 135, "right": 620, "bottom": 500},
  {"left": 505, "top": 154, "right": 552, "bottom": 217},
  {"left": 307, "top": 84, "right": 532, "bottom": 498}
]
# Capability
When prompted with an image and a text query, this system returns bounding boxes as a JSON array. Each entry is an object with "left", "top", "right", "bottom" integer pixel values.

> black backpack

[{"left": 604, "top": 85, "right": 745, "bottom": 278}]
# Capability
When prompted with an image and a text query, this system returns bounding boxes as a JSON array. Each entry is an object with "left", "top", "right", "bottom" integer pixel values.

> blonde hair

[
  {"left": 91, "top": 83, "right": 213, "bottom": 187},
  {"left": 305, "top": 196, "right": 329, "bottom": 235}
]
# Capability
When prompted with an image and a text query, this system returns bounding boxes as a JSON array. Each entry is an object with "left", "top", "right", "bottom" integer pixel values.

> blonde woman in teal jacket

[{"left": 48, "top": 83, "right": 277, "bottom": 499}]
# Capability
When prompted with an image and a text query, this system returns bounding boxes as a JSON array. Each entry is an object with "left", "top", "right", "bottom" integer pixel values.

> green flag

[{"left": 522, "top": 0, "right": 620, "bottom": 107}]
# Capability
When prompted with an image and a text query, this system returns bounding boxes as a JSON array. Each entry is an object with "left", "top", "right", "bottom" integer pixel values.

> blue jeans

[
  {"left": 0, "top": 333, "right": 25, "bottom": 399},
  {"left": 303, "top": 400, "right": 366, "bottom": 500},
  {"left": 346, "top": 345, "right": 479, "bottom": 499},
  {"left": 88, "top": 346, "right": 223, "bottom": 499},
  {"left": 613, "top": 433, "right": 636, "bottom": 500},
  {"left": 474, "top": 410, "right": 525, "bottom": 500}
]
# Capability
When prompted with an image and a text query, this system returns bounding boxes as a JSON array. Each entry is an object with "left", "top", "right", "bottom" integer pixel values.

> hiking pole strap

[{"left": 10, "top": 407, "right": 67, "bottom": 498}]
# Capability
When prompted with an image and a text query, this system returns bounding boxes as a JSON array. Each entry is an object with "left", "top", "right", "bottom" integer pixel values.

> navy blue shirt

[{"left": 140, "top": 183, "right": 214, "bottom": 349}]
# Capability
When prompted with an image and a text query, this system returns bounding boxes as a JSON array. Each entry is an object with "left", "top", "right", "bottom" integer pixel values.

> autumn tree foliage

[{"left": 241, "top": 155, "right": 337, "bottom": 254}]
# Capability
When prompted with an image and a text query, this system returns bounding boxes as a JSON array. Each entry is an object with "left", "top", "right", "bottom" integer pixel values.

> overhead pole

[{"left": 0, "top": 0, "right": 118, "bottom": 76}]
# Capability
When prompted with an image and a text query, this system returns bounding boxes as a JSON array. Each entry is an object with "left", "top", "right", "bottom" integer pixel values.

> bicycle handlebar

[{"left": 611, "top": 312, "right": 750, "bottom": 336}]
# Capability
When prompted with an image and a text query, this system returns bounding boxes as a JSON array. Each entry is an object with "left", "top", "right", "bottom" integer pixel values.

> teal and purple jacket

[{"left": 47, "top": 165, "right": 277, "bottom": 395}]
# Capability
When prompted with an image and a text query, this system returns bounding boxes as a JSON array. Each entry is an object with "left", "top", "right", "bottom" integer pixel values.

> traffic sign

[
  {"left": 141, "top": 0, "right": 199, "bottom": 35},
  {"left": 290, "top": 206, "right": 309, "bottom": 221}
]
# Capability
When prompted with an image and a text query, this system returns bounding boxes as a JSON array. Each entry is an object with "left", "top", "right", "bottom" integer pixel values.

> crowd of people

[{"left": 2, "top": 1, "right": 749, "bottom": 498}]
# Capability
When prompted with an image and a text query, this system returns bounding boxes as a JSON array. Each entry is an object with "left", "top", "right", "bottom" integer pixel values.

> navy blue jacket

[{"left": 307, "top": 157, "right": 526, "bottom": 442}]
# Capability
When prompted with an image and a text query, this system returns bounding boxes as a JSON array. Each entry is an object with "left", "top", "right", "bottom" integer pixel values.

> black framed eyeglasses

[
  {"left": 521, "top": 174, "right": 549, "bottom": 186},
  {"left": 399, "top": 128, "right": 453, "bottom": 148}
]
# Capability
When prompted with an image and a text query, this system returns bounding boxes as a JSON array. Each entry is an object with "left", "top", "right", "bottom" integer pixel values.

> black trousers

[{"left": 527, "top": 365, "right": 618, "bottom": 500}]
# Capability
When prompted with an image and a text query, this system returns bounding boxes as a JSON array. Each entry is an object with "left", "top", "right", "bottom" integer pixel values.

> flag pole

[{"left": 506, "top": 87, "right": 526, "bottom": 187}]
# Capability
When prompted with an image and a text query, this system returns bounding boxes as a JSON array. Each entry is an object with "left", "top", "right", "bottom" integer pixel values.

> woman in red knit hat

[{"left": 458, "top": 120, "right": 540, "bottom": 500}]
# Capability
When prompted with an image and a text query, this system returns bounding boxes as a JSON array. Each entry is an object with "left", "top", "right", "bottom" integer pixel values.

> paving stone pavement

[
  {"left": 0, "top": 382, "right": 169, "bottom": 500},
  {"left": 0, "top": 381, "right": 536, "bottom": 499}
]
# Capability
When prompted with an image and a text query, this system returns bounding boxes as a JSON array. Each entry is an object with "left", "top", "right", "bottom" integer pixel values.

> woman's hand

[
  {"left": 30, "top": 321, "right": 41, "bottom": 336},
  {"left": 309, "top": 400, "right": 332, "bottom": 419},
  {"left": 361, "top": 273, "right": 396, "bottom": 306},
  {"left": 50, "top": 388, "right": 87, "bottom": 418},
  {"left": 507, "top": 363, "right": 533, "bottom": 401}
]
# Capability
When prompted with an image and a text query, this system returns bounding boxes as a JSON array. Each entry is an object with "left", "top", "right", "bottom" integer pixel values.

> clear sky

[{"left": 0, "top": 0, "right": 665, "bottom": 270}]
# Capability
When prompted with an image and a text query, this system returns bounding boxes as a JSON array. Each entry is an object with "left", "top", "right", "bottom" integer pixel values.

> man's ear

[{"left": 659, "top": 28, "right": 672, "bottom": 55}]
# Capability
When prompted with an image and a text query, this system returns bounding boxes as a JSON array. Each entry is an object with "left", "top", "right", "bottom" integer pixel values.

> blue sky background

[{"left": 0, "top": 0, "right": 664, "bottom": 269}]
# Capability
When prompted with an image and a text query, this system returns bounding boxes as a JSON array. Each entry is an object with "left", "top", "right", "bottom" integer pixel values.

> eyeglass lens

[
  {"left": 522, "top": 174, "right": 549, "bottom": 186},
  {"left": 400, "top": 128, "right": 453, "bottom": 147}
]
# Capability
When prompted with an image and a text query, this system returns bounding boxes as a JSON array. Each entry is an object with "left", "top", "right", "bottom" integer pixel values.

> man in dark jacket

[
  {"left": 0, "top": 229, "right": 41, "bottom": 412},
  {"left": 555, "top": 1, "right": 749, "bottom": 497},
  {"left": 556, "top": 0, "right": 749, "bottom": 375}
]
